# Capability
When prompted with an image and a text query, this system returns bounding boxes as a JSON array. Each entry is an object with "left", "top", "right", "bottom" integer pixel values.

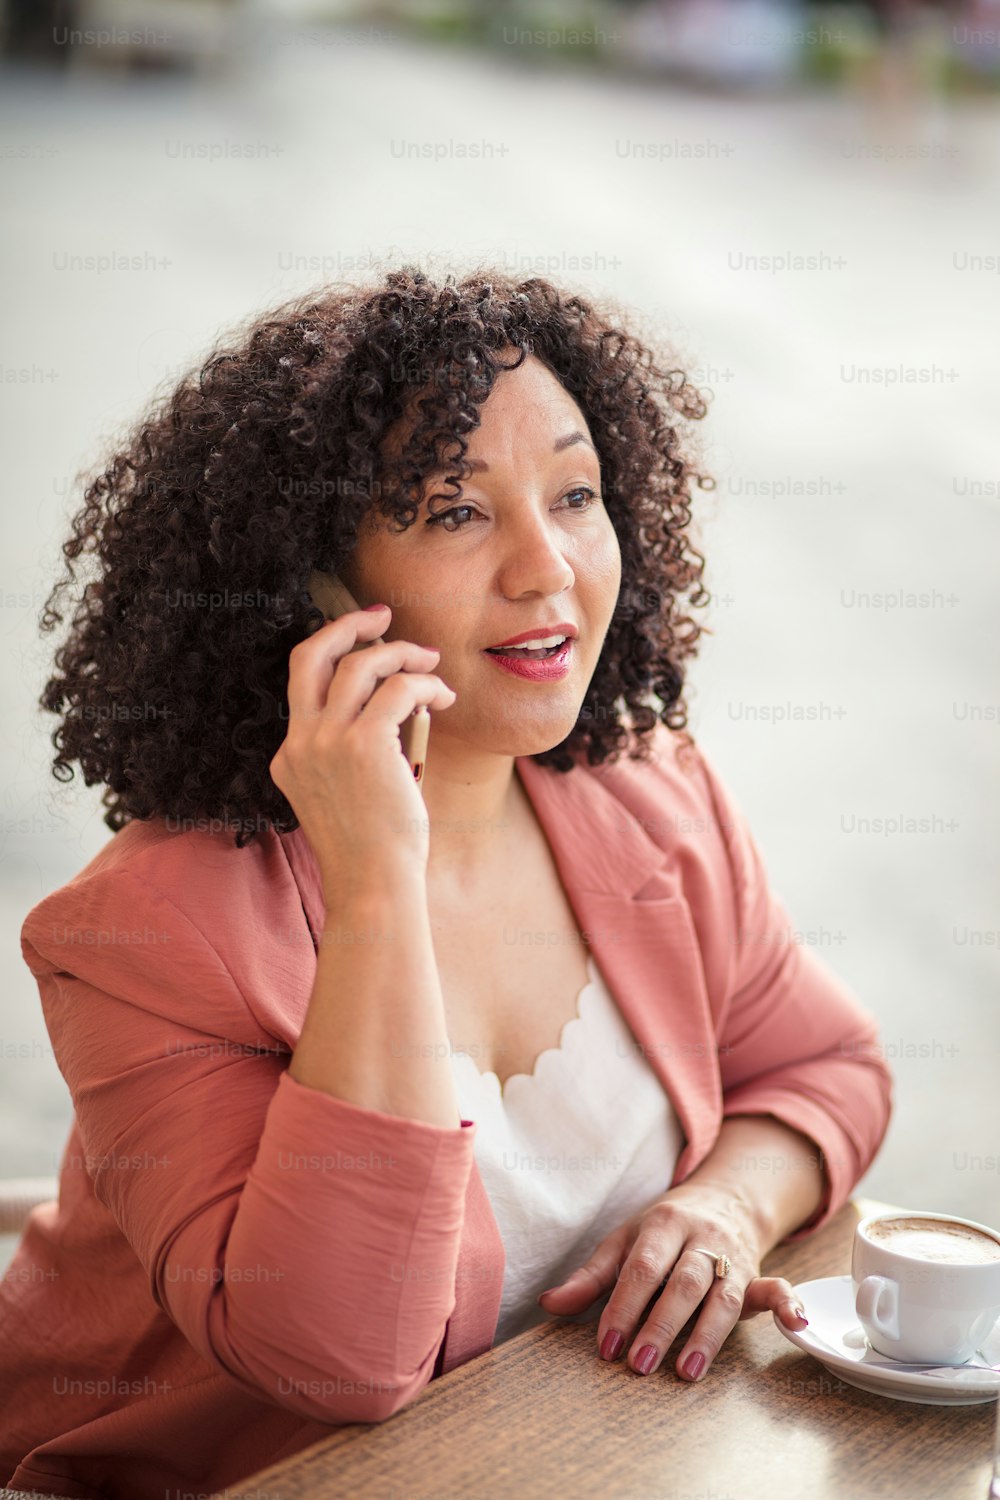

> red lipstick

[{"left": 481, "top": 639, "right": 574, "bottom": 682}]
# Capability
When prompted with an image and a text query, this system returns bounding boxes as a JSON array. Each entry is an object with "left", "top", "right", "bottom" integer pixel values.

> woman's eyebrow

[{"left": 462, "top": 430, "right": 597, "bottom": 474}]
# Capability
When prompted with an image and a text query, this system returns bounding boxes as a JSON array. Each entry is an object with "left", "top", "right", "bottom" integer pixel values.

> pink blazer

[{"left": 1, "top": 727, "right": 892, "bottom": 1497}]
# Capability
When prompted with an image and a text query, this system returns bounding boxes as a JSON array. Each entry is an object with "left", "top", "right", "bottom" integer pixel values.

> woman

[{"left": 1, "top": 267, "right": 892, "bottom": 1498}]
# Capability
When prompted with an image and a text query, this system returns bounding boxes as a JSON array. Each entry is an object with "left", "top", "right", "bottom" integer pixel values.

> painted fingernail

[
  {"left": 600, "top": 1329, "right": 624, "bottom": 1361},
  {"left": 785, "top": 1301, "right": 809, "bottom": 1324},
  {"left": 363, "top": 602, "right": 388, "bottom": 611},
  {"left": 633, "top": 1344, "right": 658, "bottom": 1375},
  {"left": 682, "top": 1351, "right": 706, "bottom": 1380}
]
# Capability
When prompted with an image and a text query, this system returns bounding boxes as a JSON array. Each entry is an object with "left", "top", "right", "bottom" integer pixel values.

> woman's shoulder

[
  {"left": 19, "top": 814, "right": 317, "bottom": 1014},
  {"left": 23, "top": 815, "right": 289, "bottom": 921}
]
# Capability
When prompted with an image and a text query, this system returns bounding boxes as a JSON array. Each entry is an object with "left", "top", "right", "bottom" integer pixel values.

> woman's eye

[
  {"left": 566, "top": 486, "right": 600, "bottom": 510},
  {"left": 426, "top": 503, "right": 478, "bottom": 533},
  {"left": 425, "top": 487, "right": 600, "bottom": 533}
]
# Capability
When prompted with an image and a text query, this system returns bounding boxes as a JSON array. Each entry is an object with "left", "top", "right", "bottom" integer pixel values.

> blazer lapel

[{"left": 514, "top": 753, "right": 723, "bottom": 1182}]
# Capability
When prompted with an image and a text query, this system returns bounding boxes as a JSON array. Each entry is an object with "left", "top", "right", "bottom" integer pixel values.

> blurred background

[{"left": 1, "top": 0, "right": 998, "bottom": 1272}]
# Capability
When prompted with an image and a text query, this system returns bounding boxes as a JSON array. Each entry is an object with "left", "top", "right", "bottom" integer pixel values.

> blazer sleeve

[
  {"left": 692, "top": 745, "right": 893, "bottom": 1240},
  {"left": 20, "top": 867, "right": 476, "bottom": 1425}
]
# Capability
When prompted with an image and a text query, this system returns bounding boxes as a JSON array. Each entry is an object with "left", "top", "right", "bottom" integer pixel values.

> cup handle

[{"left": 856, "top": 1275, "right": 900, "bottom": 1340}]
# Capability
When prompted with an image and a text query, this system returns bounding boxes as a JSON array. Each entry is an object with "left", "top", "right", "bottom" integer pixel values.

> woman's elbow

[{"left": 207, "top": 1319, "right": 444, "bottom": 1427}]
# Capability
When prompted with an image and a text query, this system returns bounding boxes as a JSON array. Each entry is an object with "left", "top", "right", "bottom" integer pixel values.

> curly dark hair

[{"left": 36, "top": 264, "right": 714, "bottom": 849}]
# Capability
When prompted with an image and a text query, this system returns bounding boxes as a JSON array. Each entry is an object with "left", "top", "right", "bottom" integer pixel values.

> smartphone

[{"left": 306, "top": 569, "right": 431, "bottom": 785}]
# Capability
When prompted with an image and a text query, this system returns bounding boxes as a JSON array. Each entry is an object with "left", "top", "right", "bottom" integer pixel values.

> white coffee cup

[{"left": 852, "top": 1210, "right": 1000, "bottom": 1364}]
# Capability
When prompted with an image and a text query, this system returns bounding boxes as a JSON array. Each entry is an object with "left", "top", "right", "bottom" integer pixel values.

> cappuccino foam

[{"left": 866, "top": 1216, "right": 1000, "bottom": 1265}]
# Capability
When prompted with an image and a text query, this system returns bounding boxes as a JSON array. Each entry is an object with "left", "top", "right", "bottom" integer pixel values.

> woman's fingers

[
  {"left": 538, "top": 1219, "right": 807, "bottom": 1384},
  {"left": 269, "top": 603, "right": 457, "bottom": 884},
  {"left": 286, "top": 618, "right": 440, "bottom": 729},
  {"left": 536, "top": 1226, "right": 633, "bottom": 1312},
  {"left": 738, "top": 1275, "right": 808, "bottom": 1326},
  {"left": 610, "top": 1249, "right": 734, "bottom": 1377},
  {"left": 284, "top": 608, "right": 392, "bottom": 724},
  {"left": 674, "top": 1276, "right": 807, "bottom": 1384},
  {"left": 592, "top": 1250, "right": 796, "bottom": 1381}
]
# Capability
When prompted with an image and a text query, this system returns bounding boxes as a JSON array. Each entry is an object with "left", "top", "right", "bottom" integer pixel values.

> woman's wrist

[
  {"left": 672, "top": 1114, "right": 827, "bottom": 1257},
  {"left": 320, "top": 861, "right": 426, "bottom": 919}
]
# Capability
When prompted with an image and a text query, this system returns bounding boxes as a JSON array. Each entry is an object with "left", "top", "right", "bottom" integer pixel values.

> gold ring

[{"left": 691, "top": 1247, "right": 732, "bottom": 1280}]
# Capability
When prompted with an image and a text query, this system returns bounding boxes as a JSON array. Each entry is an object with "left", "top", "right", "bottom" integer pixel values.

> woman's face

[{"left": 338, "top": 353, "right": 622, "bottom": 759}]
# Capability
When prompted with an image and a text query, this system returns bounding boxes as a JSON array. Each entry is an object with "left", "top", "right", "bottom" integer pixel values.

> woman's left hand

[{"left": 535, "top": 1180, "right": 808, "bottom": 1382}]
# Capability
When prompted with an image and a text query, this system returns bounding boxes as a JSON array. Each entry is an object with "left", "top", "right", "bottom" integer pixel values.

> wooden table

[{"left": 212, "top": 1198, "right": 996, "bottom": 1500}]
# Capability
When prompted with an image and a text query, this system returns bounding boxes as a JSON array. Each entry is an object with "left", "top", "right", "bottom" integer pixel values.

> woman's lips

[{"left": 480, "top": 639, "right": 574, "bottom": 681}]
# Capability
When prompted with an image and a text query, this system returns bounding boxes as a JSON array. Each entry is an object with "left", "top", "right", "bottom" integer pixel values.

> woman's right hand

[{"left": 269, "top": 603, "right": 456, "bottom": 904}]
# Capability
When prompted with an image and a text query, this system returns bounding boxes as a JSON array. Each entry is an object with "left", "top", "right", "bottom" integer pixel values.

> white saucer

[{"left": 773, "top": 1275, "right": 1000, "bottom": 1405}]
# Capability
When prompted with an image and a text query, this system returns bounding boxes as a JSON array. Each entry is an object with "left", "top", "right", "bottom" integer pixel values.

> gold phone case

[{"left": 306, "top": 569, "right": 430, "bottom": 785}]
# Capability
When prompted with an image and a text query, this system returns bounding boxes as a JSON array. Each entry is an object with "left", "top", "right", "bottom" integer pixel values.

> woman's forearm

[
  {"left": 671, "top": 1114, "right": 827, "bottom": 1256},
  {"left": 289, "top": 872, "right": 462, "bottom": 1130}
]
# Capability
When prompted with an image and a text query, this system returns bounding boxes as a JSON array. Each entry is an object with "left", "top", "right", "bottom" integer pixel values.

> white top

[{"left": 449, "top": 950, "right": 685, "bottom": 1345}]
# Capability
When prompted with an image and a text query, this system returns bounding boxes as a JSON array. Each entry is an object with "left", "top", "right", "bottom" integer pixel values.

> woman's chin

[{"left": 465, "top": 717, "right": 582, "bottom": 760}]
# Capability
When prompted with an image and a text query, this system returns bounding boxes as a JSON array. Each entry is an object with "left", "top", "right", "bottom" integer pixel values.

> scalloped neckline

[{"left": 450, "top": 951, "right": 599, "bottom": 1100}]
